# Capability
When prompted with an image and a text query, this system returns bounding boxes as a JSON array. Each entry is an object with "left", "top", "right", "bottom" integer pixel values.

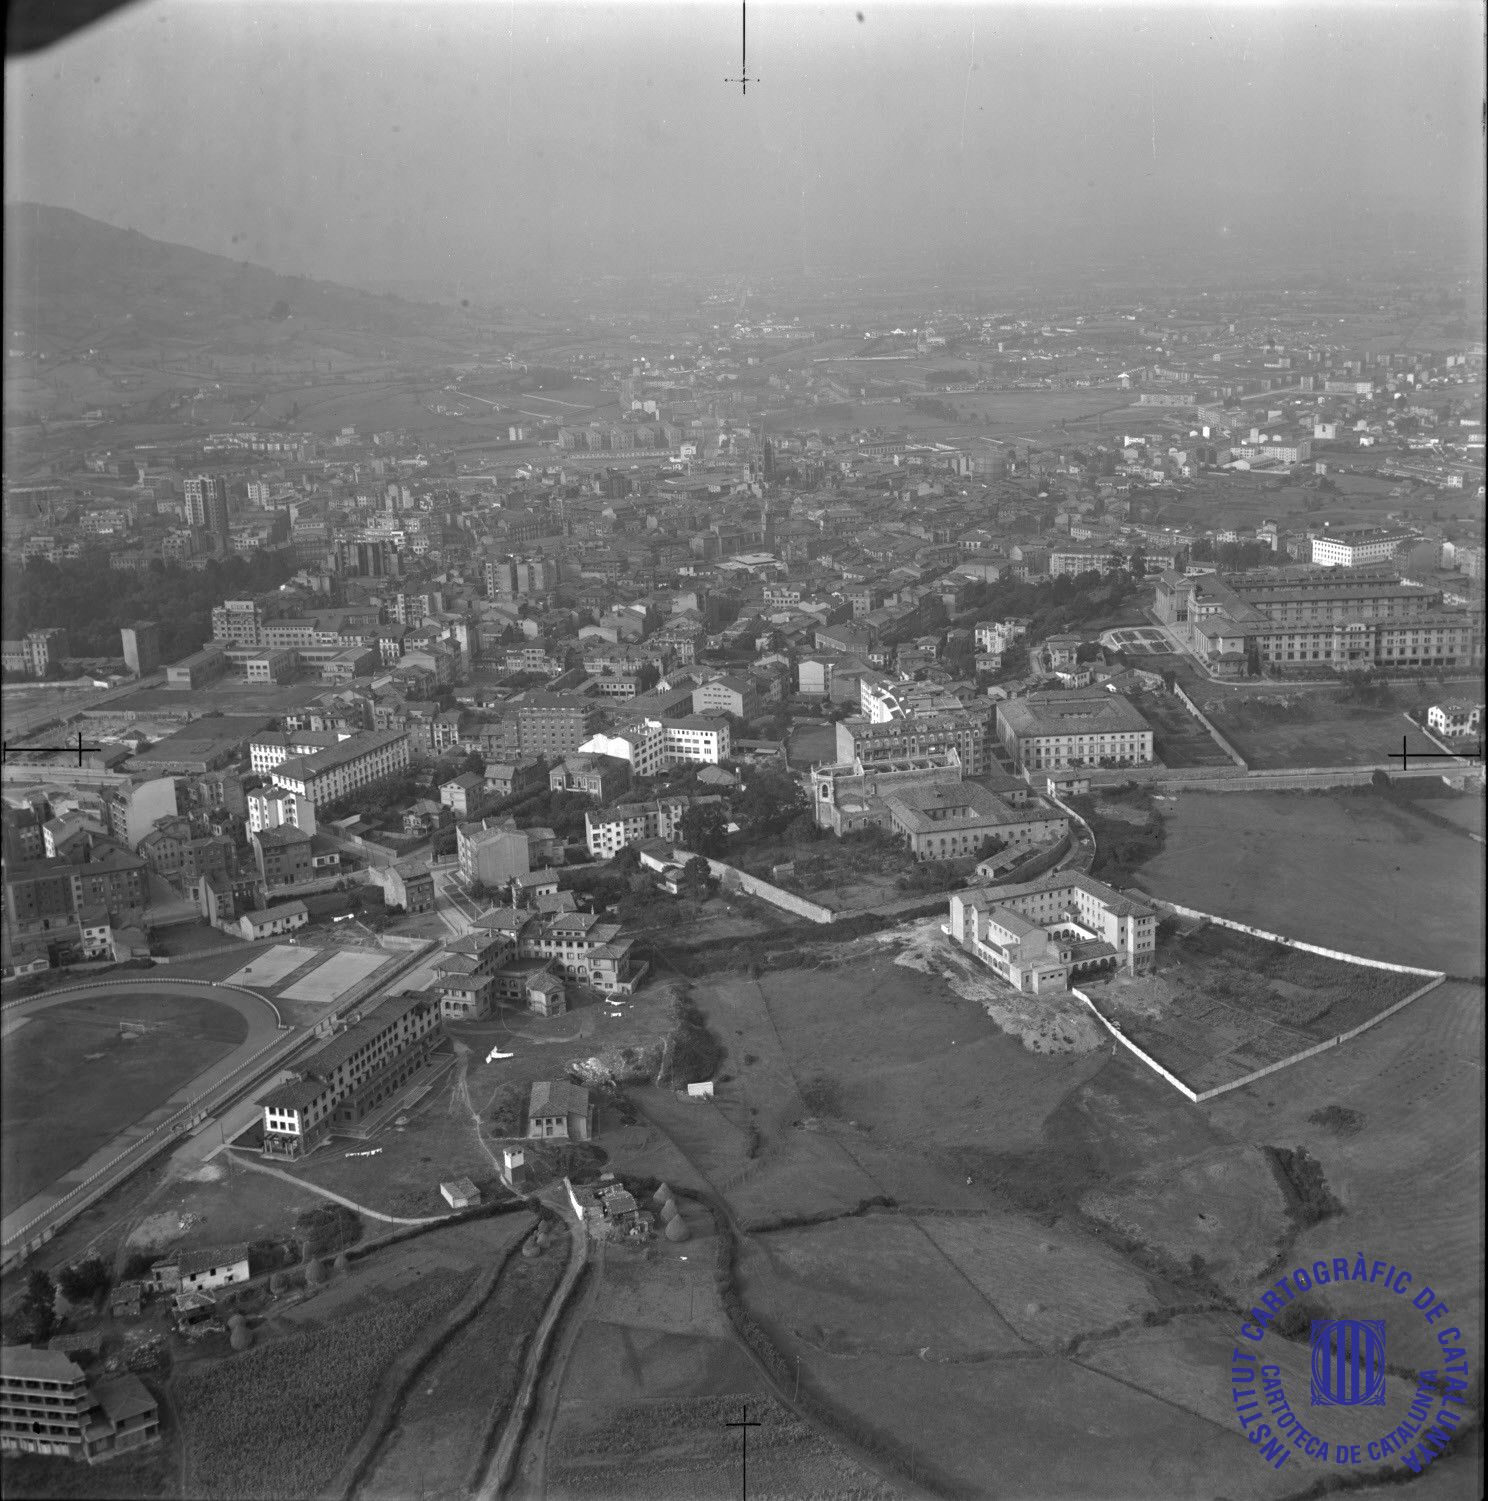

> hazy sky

[{"left": 5, "top": 0, "right": 1484, "bottom": 292}]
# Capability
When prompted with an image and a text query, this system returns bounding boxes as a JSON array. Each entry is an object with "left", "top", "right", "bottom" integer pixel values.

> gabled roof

[
  {"left": 175, "top": 1242, "right": 250, "bottom": 1277},
  {"left": 529, "top": 1079, "right": 589, "bottom": 1118}
]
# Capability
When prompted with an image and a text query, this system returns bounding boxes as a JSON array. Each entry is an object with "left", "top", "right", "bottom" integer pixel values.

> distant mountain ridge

[{"left": 3, "top": 201, "right": 461, "bottom": 350}]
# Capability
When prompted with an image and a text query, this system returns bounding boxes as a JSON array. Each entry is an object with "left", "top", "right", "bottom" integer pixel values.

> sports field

[
  {"left": 0, "top": 990, "right": 248, "bottom": 1217},
  {"left": 279, "top": 947, "right": 389, "bottom": 1003},
  {"left": 222, "top": 943, "right": 320, "bottom": 988},
  {"left": 1131, "top": 789, "right": 1484, "bottom": 973}
]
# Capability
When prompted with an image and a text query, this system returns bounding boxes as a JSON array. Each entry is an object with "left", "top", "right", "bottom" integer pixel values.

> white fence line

[
  {"left": 1071, "top": 906, "right": 1448, "bottom": 1105},
  {"left": 1, "top": 975, "right": 286, "bottom": 1028},
  {"left": 1069, "top": 986, "right": 1200, "bottom": 1101},
  {"left": 1154, "top": 901, "right": 1443, "bottom": 976}
]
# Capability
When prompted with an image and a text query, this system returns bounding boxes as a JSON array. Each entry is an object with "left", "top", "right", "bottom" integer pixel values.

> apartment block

[
  {"left": 269, "top": 729, "right": 410, "bottom": 807},
  {"left": 0, "top": 1347, "right": 159, "bottom": 1464}
]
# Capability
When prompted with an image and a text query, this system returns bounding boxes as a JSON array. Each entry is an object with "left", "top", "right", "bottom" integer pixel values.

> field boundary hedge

[{"left": 685, "top": 1184, "right": 969, "bottom": 1498}]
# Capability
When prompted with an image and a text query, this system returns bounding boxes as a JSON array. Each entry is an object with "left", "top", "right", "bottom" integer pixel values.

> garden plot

[{"left": 1080, "top": 924, "right": 1429, "bottom": 1094}]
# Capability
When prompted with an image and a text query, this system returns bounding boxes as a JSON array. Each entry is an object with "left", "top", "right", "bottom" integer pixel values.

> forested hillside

[{"left": 3, "top": 552, "right": 297, "bottom": 667}]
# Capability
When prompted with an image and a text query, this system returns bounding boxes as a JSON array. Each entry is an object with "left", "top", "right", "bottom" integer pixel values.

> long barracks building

[
  {"left": 1154, "top": 567, "right": 1482, "bottom": 672},
  {"left": 257, "top": 991, "right": 440, "bottom": 1158},
  {"left": 268, "top": 728, "right": 410, "bottom": 806}
]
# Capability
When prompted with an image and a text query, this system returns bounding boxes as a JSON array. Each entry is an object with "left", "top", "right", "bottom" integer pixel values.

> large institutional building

[
  {"left": 995, "top": 692, "right": 1155, "bottom": 772},
  {"left": 1309, "top": 526, "right": 1415, "bottom": 568},
  {"left": 948, "top": 871, "right": 1158, "bottom": 993},
  {"left": 1154, "top": 566, "right": 1482, "bottom": 673},
  {"left": 809, "top": 754, "right": 1067, "bottom": 859},
  {"left": 257, "top": 991, "right": 441, "bottom": 1159},
  {"left": 268, "top": 728, "right": 410, "bottom": 807}
]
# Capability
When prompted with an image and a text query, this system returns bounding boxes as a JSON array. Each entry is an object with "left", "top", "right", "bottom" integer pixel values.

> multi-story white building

[
  {"left": 948, "top": 871, "right": 1157, "bottom": 993},
  {"left": 269, "top": 728, "right": 410, "bottom": 806},
  {"left": 996, "top": 693, "right": 1155, "bottom": 772},
  {"left": 248, "top": 730, "right": 352, "bottom": 776},
  {"left": 974, "top": 619, "right": 1030, "bottom": 656},
  {"left": 1, "top": 1347, "right": 159, "bottom": 1464},
  {"left": 1310, "top": 527, "right": 1415, "bottom": 568},
  {"left": 578, "top": 715, "right": 730, "bottom": 777},
  {"left": 1427, "top": 702, "right": 1482, "bottom": 738},
  {"left": 584, "top": 795, "right": 717, "bottom": 858}
]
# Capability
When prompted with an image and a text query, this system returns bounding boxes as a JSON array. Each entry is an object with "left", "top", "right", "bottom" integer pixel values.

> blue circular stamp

[{"left": 1230, "top": 1253, "right": 1473, "bottom": 1475}]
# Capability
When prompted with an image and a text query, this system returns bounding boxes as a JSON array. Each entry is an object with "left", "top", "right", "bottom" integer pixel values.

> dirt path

[
  {"left": 507, "top": 1237, "right": 606, "bottom": 1499},
  {"left": 225, "top": 1150, "right": 447, "bottom": 1225},
  {"left": 472, "top": 1201, "right": 589, "bottom": 1501}
]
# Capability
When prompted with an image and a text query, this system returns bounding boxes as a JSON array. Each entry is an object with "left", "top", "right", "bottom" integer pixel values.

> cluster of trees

[
  {"left": 1186, "top": 538, "right": 1279, "bottom": 572},
  {"left": 320, "top": 774, "right": 421, "bottom": 823},
  {"left": 1, "top": 1260, "right": 109, "bottom": 1345},
  {"left": 3, "top": 550, "right": 298, "bottom": 663}
]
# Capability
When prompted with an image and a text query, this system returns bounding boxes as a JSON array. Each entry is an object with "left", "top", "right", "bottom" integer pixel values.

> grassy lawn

[
  {"left": 786, "top": 719, "right": 838, "bottom": 769},
  {"left": 547, "top": 1394, "right": 897, "bottom": 1501},
  {"left": 1129, "top": 788, "right": 1484, "bottom": 972},
  {"left": 1201, "top": 686, "right": 1442, "bottom": 769},
  {"left": 122, "top": 1154, "right": 330, "bottom": 1263},
  {"left": 1, "top": 992, "right": 247, "bottom": 1217},
  {"left": 602, "top": 930, "right": 1485, "bottom": 1497},
  {"left": 152, "top": 923, "right": 243, "bottom": 957}
]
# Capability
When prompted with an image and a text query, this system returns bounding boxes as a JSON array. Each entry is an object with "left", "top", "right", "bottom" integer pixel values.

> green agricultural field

[
  {"left": 356, "top": 1239, "right": 564, "bottom": 1501},
  {"left": 174, "top": 1269, "right": 472, "bottom": 1500},
  {"left": 587, "top": 933, "right": 1484, "bottom": 1499},
  {"left": 1129, "top": 789, "right": 1485, "bottom": 973},
  {"left": 1202, "top": 692, "right": 1436, "bottom": 770},
  {"left": 1, "top": 992, "right": 247, "bottom": 1217},
  {"left": 547, "top": 1394, "right": 898, "bottom": 1501}
]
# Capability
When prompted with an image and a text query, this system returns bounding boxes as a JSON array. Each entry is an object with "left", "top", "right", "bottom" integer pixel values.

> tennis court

[
  {"left": 279, "top": 948, "right": 391, "bottom": 1004},
  {"left": 223, "top": 945, "right": 320, "bottom": 989}
]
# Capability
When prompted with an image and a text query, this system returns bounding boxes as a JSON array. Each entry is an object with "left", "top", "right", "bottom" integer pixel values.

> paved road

[
  {"left": 224, "top": 1149, "right": 449, "bottom": 1226},
  {"left": 432, "top": 866, "right": 481, "bottom": 936}
]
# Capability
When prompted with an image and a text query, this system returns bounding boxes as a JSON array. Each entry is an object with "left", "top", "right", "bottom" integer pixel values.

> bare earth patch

[{"left": 878, "top": 919, "right": 1103, "bottom": 1055}]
